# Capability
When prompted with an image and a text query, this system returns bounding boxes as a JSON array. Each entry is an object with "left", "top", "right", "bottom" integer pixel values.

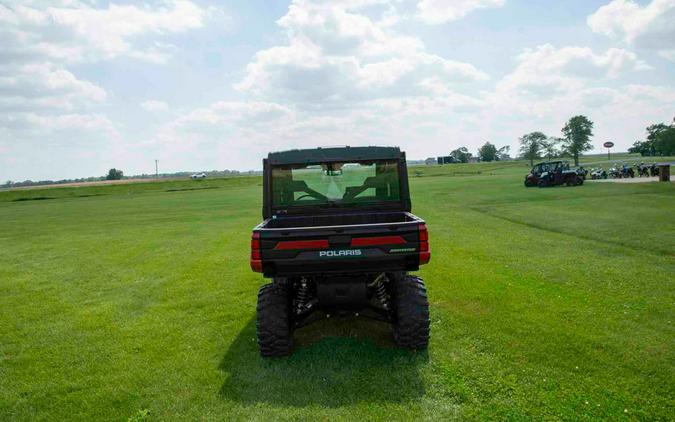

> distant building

[
  {"left": 424, "top": 157, "right": 436, "bottom": 165},
  {"left": 437, "top": 156, "right": 457, "bottom": 165}
]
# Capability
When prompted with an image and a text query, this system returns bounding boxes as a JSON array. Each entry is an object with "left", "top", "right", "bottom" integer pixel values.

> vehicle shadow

[{"left": 219, "top": 315, "right": 428, "bottom": 407}]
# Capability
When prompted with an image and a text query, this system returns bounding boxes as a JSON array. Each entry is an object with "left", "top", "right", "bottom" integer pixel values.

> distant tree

[
  {"left": 561, "top": 115, "right": 594, "bottom": 166},
  {"left": 541, "top": 137, "right": 562, "bottom": 160},
  {"left": 106, "top": 168, "right": 124, "bottom": 180},
  {"left": 478, "top": 142, "right": 498, "bottom": 162},
  {"left": 519, "top": 132, "right": 546, "bottom": 166},
  {"left": 450, "top": 147, "right": 472, "bottom": 163},
  {"left": 628, "top": 140, "right": 654, "bottom": 156},
  {"left": 647, "top": 119, "right": 675, "bottom": 156},
  {"left": 628, "top": 118, "right": 675, "bottom": 156},
  {"left": 646, "top": 123, "right": 669, "bottom": 143},
  {"left": 496, "top": 145, "right": 511, "bottom": 161},
  {"left": 654, "top": 126, "right": 675, "bottom": 156}
]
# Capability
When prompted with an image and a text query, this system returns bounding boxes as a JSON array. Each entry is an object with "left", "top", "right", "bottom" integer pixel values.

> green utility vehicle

[{"left": 250, "top": 146, "right": 431, "bottom": 357}]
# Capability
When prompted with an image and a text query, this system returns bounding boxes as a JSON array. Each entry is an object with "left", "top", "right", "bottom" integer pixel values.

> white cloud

[
  {"left": 492, "top": 44, "right": 649, "bottom": 117},
  {"left": 0, "top": 62, "right": 106, "bottom": 111},
  {"left": 0, "top": 1, "right": 208, "bottom": 64},
  {"left": 417, "top": 0, "right": 505, "bottom": 24},
  {"left": 236, "top": 0, "right": 488, "bottom": 108},
  {"left": 587, "top": 0, "right": 675, "bottom": 59},
  {"left": 658, "top": 49, "right": 675, "bottom": 61},
  {"left": 141, "top": 100, "right": 170, "bottom": 113}
]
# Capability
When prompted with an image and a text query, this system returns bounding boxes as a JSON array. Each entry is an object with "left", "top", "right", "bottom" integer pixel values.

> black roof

[
  {"left": 534, "top": 160, "right": 569, "bottom": 166},
  {"left": 267, "top": 146, "right": 401, "bottom": 165}
]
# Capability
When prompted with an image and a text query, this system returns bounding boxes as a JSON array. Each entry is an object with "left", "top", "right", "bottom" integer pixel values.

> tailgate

[{"left": 250, "top": 214, "right": 429, "bottom": 276}]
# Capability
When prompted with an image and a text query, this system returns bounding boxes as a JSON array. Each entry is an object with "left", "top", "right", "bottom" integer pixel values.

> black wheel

[
  {"left": 538, "top": 179, "right": 548, "bottom": 188},
  {"left": 392, "top": 274, "right": 430, "bottom": 349},
  {"left": 576, "top": 176, "right": 584, "bottom": 186},
  {"left": 256, "top": 283, "right": 293, "bottom": 357}
]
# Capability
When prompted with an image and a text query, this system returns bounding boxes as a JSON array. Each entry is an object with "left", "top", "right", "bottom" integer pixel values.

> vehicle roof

[
  {"left": 267, "top": 146, "right": 401, "bottom": 165},
  {"left": 534, "top": 160, "right": 569, "bottom": 166}
]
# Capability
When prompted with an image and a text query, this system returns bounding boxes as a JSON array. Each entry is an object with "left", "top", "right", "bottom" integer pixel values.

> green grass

[{"left": 0, "top": 161, "right": 673, "bottom": 420}]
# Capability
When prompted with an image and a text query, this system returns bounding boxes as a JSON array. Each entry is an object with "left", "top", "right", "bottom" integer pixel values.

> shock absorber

[
  {"left": 371, "top": 273, "right": 389, "bottom": 310},
  {"left": 295, "top": 277, "right": 309, "bottom": 312}
]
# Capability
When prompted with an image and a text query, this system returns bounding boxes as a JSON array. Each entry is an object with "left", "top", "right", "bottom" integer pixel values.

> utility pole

[{"left": 155, "top": 160, "right": 158, "bottom": 179}]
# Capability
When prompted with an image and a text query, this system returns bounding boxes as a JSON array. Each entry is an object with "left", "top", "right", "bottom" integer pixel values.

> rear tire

[
  {"left": 256, "top": 283, "right": 293, "bottom": 357},
  {"left": 392, "top": 275, "right": 430, "bottom": 349}
]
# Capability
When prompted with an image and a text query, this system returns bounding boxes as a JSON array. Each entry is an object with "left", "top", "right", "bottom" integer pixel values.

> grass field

[{"left": 1, "top": 157, "right": 673, "bottom": 420}]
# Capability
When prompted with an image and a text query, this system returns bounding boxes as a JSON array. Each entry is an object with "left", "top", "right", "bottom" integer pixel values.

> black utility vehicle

[
  {"left": 250, "top": 146, "right": 431, "bottom": 357},
  {"left": 524, "top": 161, "right": 584, "bottom": 187}
]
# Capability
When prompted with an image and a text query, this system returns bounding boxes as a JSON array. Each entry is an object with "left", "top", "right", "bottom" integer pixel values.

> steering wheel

[{"left": 296, "top": 194, "right": 315, "bottom": 200}]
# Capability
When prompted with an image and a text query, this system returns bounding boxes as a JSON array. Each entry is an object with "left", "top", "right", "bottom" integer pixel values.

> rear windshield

[{"left": 271, "top": 160, "right": 401, "bottom": 208}]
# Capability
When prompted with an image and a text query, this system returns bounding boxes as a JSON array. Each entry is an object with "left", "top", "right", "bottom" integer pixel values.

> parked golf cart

[{"left": 524, "top": 161, "right": 583, "bottom": 187}]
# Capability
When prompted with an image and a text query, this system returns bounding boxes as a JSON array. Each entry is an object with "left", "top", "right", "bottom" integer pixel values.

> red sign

[{"left": 603, "top": 141, "right": 614, "bottom": 148}]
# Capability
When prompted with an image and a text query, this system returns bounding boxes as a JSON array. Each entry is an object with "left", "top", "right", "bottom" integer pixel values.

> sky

[{"left": 1, "top": 0, "right": 674, "bottom": 181}]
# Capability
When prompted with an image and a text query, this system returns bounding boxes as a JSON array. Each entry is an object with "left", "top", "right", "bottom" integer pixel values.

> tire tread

[
  {"left": 393, "top": 275, "right": 430, "bottom": 349},
  {"left": 256, "top": 283, "right": 293, "bottom": 357}
]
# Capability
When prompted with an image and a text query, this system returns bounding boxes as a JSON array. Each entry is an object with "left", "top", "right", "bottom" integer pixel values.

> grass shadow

[
  {"left": 219, "top": 316, "right": 428, "bottom": 407},
  {"left": 12, "top": 196, "right": 55, "bottom": 201}
]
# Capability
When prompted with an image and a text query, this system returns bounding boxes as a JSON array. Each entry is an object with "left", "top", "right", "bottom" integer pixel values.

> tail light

[
  {"left": 274, "top": 239, "right": 329, "bottom": 250},
  {"left": 418, "top": 224, "right": 430, "bottom": 265},
  {"left": 250, "top": 232, "right": 263, "bottom": 272},
  {"left": 350, "top": 236, "right": 406, "bottom": 247}
]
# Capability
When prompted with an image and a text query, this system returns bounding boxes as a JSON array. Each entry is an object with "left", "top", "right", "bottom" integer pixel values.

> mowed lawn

[{"left": 0, "top": 162, "right": 673, "bottom": 420}]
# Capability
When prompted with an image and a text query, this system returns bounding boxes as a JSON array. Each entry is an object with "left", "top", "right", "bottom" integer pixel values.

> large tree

[
  {"left": 561, "top": 115, "right": 594, "bottom": 166},
  {"left": 629, "top": 118, "right": 675, "bottom": 156},
  {"left": 654, "top": 126, "right": 675, "bottom": 156},
  {"left": 519, "top": 132, "right": 546, "bottom": 166},
  {"left": 106, "top": 168, "right": 124, "bottom": 180},
  {"left": 450, "top": 147, "right": 472, "bottom": 163},
  {"left": 478, "top": 142, "right": 498, "bottom": 162}
]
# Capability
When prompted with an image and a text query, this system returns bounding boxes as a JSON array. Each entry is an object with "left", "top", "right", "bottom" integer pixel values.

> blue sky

[{"left": 1, "top": 0, "right": 674, "bottom": 181}]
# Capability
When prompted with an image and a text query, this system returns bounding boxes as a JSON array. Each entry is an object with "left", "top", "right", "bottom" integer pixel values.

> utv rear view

[{"left": 250, "top": 146, "right": 431, "bottom": 357}]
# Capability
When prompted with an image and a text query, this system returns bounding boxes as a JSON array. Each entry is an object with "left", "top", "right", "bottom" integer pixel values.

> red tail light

[
  {"left": 351, "top": 235, "right": 406, "bottom": 247},
  {"left": 250, "top": 232, "right": 263, "bottom": 272},
  {"left": 274, "top": 239, "right": 329, "bottom": 250},
  {"left": 418, "top": 224, "right": 430, "bottom": 265}
]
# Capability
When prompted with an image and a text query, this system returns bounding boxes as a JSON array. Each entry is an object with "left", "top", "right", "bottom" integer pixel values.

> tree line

[
  {"left": 446, "top": 144, "right": 511, "bottom": 163},
  {"left": 444, "top": 115, "right": 674, "bottom": 167},
  {"left": 442, "top": 115, "right": 595, "bottom": 166}
]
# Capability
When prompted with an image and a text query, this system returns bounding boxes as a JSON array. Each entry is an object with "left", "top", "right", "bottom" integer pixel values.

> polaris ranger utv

[{"left": 250, "top": 146, "right": 431, "bottom": 357}]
